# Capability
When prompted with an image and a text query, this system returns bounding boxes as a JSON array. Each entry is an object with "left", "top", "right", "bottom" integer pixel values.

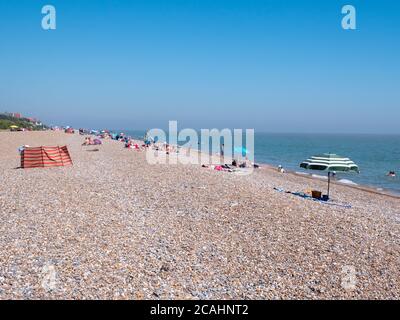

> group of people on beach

[
  {"left": 201, "top": 157, "right": 259, "bottom": 173},
  {"left": 81, "top": 129, "right": 263, "bottom": 173},
  {"left": 79, "top": 130, "right": 399, "bottom": 181},
  {"left": 80, "top": 129, "right": 399, "bottom": 178}
]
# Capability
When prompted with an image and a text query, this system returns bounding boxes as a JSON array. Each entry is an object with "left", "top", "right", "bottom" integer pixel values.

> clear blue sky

[{"left": 0, "top": 0, "right": 399, "bottom": 133}]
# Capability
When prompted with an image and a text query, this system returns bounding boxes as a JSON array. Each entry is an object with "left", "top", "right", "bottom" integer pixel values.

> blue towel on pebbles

[{"left": 273, "top": 187, "right": 352, "bottom": 209}]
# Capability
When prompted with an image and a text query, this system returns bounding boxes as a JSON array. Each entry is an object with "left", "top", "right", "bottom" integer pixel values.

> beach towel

[
  {"left": 21, "top": 146, "right": 73, "bottom": 169},
  {"left": 273, "top": 187, "right": 352, "bottom": 209}
]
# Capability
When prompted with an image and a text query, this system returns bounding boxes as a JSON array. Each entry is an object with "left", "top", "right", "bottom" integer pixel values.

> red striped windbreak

[{"left": 21, "top": 146, "right": 73, "bottom": 168}]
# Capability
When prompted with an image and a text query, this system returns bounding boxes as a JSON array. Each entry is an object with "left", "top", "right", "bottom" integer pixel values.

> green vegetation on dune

[{"left": 0, "top": 113, "right": 47, "bottom": 131}]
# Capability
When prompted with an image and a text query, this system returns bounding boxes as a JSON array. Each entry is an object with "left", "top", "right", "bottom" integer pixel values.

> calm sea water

[
  {"left": 121, "top": 130, "right": 400, "bottom": 194},
  {"left": 254, "top": 133, "right": 400, "bottom": 194}
]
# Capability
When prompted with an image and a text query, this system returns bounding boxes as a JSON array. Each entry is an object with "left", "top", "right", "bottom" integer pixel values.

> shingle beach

[{"left": 1, "top": 131, "right": 399, "bottom": 299}]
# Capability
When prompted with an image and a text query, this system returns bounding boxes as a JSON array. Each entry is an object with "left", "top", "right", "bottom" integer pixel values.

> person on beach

[
  {"left": 18, "top": 145, "right": 30, "bottom": 154},
  {"left": 144, "top": 131, "right": 154, "bottom": 147},
  {"left": 117, "top": 133, "right": 125, "bottom": 141},
  {"left": 278, "top": 165, "right": 285, "bottom": 173},
  {"left": 219, "top": 143, "right": 225, "bottom": 165},
  {"left": 125, "top": 139, "right": 140, "bottom": 151},
  {"left": 125, "top": 139, "right": 133, "bottom": 149},
  {"left": 239, "top": 158, "right": 252, "bottom": 168},
  {"left": 82, "top": 137, "right": 94, "bottom": 146}
]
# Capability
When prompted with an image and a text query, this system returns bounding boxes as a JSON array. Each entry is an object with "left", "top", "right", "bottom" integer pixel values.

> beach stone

[{"left": 0, "top": 131, "right": 399, "bottom": 299}]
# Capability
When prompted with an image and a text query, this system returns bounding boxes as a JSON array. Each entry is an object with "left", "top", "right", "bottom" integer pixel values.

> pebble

[{"left": 0, "top": 131, "right": 399, "bottom": 299}]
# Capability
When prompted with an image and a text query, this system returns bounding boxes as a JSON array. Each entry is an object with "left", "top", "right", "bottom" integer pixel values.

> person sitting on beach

[
  {"left": 117, "top": 133, "right": 125, "bottom": 141},
  {"left": 82, "top": 137, "right": 93, "bottom": 146},
  {"left": 278, "top": 165, "right": 285, "bottom": 173},
  {"left": 239, "top": 158, "right": 252, "bottom": 168},
  {"left": 232, "top": 159, "right": 238, "bottom": 167},
  {"left": 253, "top": 163, "right": 260, "bottom": 169},
  {"left": 144, "top": 135, "right": 154, "bottom": 147},
  {"left": 125, "top": 139, "right": 133, "bottom": 149}
]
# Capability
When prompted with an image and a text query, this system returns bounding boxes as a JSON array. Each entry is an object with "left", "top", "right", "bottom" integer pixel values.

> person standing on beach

[{"left": 220, "top": 143, "right": 225, "bottom": 164}]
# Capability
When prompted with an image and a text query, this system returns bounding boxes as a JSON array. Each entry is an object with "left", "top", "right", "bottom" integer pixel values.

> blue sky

[{"left": 0, "top": 0, "right": 399, "bottom": 133}]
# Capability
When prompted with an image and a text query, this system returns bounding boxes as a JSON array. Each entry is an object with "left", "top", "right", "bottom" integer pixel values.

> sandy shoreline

[{"left": 1, "top": 131, "right": 399, "bottom": 299}]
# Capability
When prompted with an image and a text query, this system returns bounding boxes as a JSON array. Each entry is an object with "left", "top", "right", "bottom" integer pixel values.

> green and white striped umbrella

[
  {"left": 300, "top": 153, "right": 359, "bottom": 199},
  {"left": 300, "top": 153, "right": 359, "bottom": 173}
]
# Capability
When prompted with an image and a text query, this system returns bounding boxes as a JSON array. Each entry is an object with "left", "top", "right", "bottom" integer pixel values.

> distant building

[
  {"left": 1, "top": 112, "right": 22, "bottom": 118},
  {"left": 1, "top": 112, "right": 43, "bottom": 126},
  {"left": 27, "top": 117, "right": 43, "bottom": 126}
]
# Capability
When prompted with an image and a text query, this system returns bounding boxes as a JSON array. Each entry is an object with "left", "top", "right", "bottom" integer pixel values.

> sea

[{"left": 121, "top": 130, "right": 400, "bottom": 195}]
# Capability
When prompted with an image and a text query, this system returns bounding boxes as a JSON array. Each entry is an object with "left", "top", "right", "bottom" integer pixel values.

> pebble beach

[{"left": 1, "top": 131, "right": 399, "bottom": 299}]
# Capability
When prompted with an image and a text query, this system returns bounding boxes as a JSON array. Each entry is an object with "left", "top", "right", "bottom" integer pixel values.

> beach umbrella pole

[
  {"left": 327, "top": 171, "right": 331, "bottom": 199},
  {"left": 300, "top": 153, "right": 359, "bottom": 200}
]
